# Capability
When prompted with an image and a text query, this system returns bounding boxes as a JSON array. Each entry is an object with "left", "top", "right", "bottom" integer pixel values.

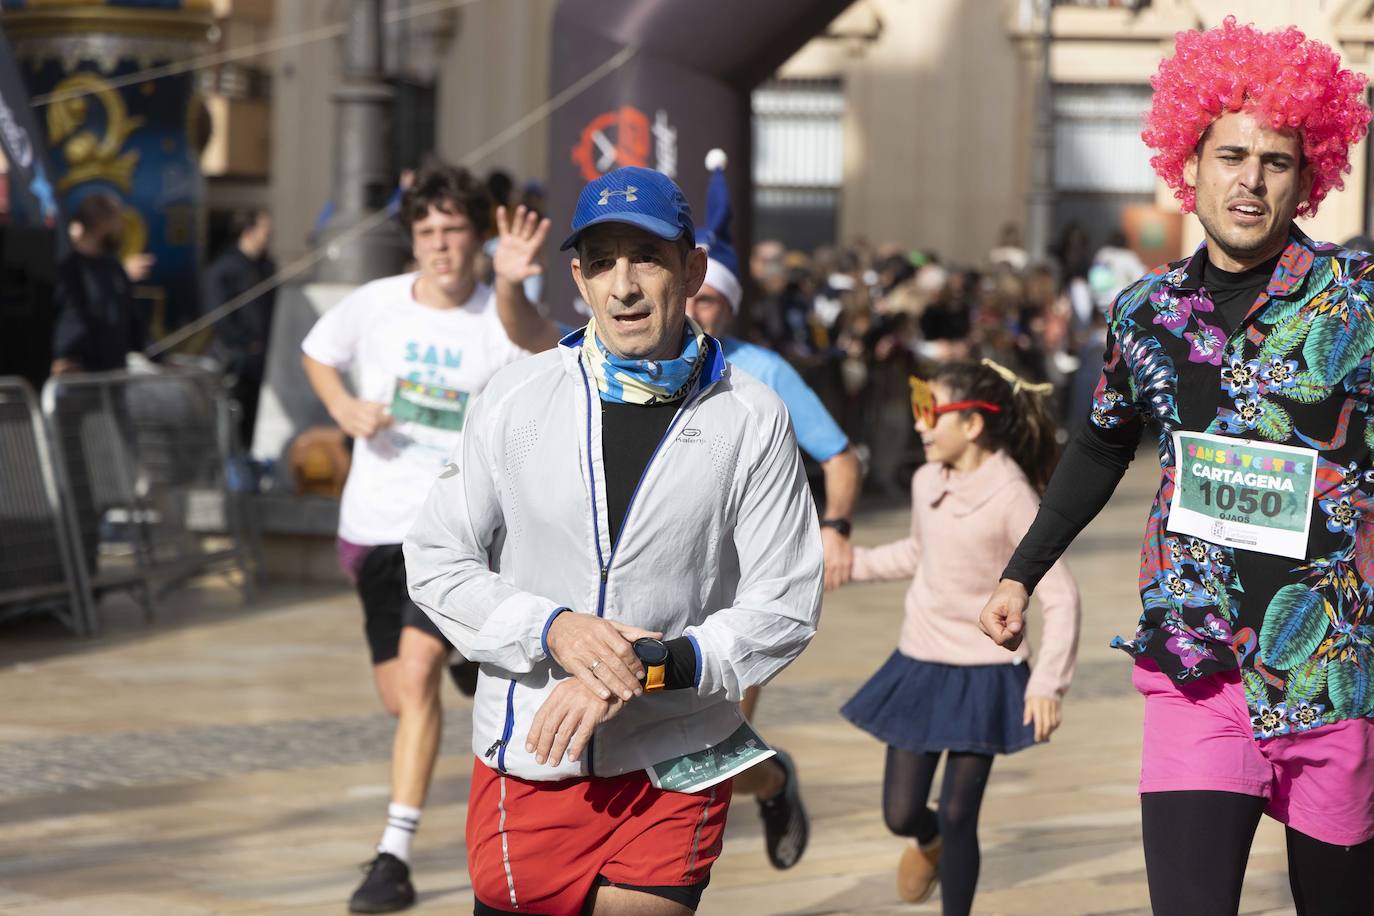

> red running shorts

[{"left": 466, "top": 757, "right": 732, "bottom": 915}]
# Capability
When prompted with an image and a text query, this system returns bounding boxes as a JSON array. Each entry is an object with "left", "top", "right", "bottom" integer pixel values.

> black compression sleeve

[
  {"left": 663, "top": 636, "right": 697, "bottom": 690},
  {"left": 1000, "top": 418, "right": 1143, "bottom": 592}
]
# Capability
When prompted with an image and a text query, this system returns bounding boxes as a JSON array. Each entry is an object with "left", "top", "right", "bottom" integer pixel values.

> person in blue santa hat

[
  {"left": 687, "top": 150, "right": 862, "bottom": 598},
  {"left": 685, "top": 149, "right": 863, "bottom": 870}
]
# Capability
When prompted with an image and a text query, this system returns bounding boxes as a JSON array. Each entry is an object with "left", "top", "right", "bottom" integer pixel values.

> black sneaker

[
  {"left": 449, "top": 659, "right": 480, "bottom": 697},
  {"left": 349, "top": 852, "right": 416, "bottom": 913},
  {"left": 757, "top": 748, "right": 809, "bottom": 869}
]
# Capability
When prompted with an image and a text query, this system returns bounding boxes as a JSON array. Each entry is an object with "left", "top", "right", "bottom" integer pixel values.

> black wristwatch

[
  {"left": 633, "top": 637, "right": 669, "bottom": 692},
  {"left": 820, "top": 518, "right": 852, "bottom": 538}
]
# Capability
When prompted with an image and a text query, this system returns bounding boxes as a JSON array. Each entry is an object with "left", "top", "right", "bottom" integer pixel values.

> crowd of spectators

[{"left": 734, "top": 222, "right": 1148, "bottom": 496}]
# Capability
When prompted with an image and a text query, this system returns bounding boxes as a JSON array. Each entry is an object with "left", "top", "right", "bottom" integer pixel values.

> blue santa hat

[{"left": 699, "top": 148, "right": 742, "bottom": 311}]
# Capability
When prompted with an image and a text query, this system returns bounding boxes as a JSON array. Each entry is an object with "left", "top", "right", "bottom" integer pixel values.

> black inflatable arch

[{"left": 544, "top": 0, "right": 856, "bottom": 319}]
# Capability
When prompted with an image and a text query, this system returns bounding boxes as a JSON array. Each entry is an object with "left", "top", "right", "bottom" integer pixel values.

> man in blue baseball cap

[
  {"left": 405, "top": 166, "right": 823, "bottom": 914},
  {"left": 489, "top": 157, "right": 860, "bottom": 873}
]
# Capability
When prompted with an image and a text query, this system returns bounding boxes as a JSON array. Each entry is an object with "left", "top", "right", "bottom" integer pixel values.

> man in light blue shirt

[
  {"left": 689, "top": 151, "right": 861, "bottom": 588},
  {"left": 683, "top": 150, "right": 861, "bottom": 872}
]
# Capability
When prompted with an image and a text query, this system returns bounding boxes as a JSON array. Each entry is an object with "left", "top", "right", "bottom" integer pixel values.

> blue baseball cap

[{"left": 559, "top": 166, "right": 695, "bottom": 251}]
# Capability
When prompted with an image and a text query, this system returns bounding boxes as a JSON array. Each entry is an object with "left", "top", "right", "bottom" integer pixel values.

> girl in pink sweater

[{"left": 840, "top": 360, "right": 1081, "bottom": 915}]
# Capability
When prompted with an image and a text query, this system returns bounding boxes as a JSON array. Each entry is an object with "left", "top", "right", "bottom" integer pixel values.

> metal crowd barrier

[
  {"left": 40, "top": 367, "right": 261, "bottom": 633},
  {"left": 0, "top": 377, "right": 91, "bottom": 635}
]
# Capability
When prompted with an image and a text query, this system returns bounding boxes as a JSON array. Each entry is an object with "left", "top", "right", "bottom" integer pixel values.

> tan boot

[{"left": 896, "top": 836, "right": 941, "bottom": 903}]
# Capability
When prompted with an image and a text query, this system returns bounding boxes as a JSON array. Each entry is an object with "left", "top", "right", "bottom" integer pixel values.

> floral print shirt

[{"left": 1098, "top": 228, "right": 1374, "bottom": 740}]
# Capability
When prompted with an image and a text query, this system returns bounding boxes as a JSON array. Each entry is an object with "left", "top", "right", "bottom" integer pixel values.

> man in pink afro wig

[
  {"left": 1144, "top": 16, "right": 1369, "bottom": 222},
  {"left": 981, "top": 18, "right": 1374, "bottom": 916}
]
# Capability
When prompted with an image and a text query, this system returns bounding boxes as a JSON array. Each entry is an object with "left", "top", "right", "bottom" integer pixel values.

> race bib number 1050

[{"left": 1167, "top": 431, "right": 1316, "bottom": 560}]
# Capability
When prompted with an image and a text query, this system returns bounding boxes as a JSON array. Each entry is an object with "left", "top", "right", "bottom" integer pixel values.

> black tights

[
  {"left": 1141, "top": 791, "right": 1374, "bottom": 916},
  {"left": 882, "top": 746, "right": 994, "bottom": 916}
]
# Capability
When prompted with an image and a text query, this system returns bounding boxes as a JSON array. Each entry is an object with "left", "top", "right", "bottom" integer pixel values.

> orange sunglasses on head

[{"left": 908, "top": 375, "right": 1002, "bottom": 427}]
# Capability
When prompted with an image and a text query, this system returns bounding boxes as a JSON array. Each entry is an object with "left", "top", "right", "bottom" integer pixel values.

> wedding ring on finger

[{"left": 589, "top": 658, "right": 602, "bottom": 672}]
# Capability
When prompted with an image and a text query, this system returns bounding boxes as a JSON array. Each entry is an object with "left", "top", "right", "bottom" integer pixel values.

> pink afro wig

[{"left": 1143, "top": 16, "right": 1371, "bottom": 217}]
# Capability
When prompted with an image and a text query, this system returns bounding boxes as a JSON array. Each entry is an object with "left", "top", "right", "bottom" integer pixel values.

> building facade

[
  {"left": 265, "top": 0, "right": 555, "bottom": 266},
  {"left": 774, "top": 0, "right": 1374, "bottom": 262},
  {"left": 238, "top": 0, "right": 1374, "bottom": 271}
]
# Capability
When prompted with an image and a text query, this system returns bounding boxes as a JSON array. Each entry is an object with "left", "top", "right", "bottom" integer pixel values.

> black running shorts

[{"left": 354, "top": 543, "right": 452, "bottom": 664}]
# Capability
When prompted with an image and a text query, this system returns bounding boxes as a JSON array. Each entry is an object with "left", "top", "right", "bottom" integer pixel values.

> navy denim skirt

[{"left": 841, "top": 650, "right": 1035, "bottom": 756}]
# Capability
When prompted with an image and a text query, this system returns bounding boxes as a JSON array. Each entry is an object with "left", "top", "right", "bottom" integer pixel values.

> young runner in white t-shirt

[
  {"left": 303, "top": 271, "right": 525, "bottom": 546},
  {"left": 301, "top": 164, "right": 528, "bottom": 914}
]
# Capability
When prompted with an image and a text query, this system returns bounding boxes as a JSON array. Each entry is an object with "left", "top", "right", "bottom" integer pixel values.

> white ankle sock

[{"left": 377, "top": 802, "right": 422, "bottom": 863}]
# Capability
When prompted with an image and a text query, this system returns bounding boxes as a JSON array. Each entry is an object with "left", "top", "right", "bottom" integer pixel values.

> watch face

[{"left": 633, "top": 637, "right": 670, "bottom": 666}]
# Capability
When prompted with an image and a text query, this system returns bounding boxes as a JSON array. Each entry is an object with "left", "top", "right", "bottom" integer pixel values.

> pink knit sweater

[{"left": 852, "top": 450, "right": 1080, "bottom": 699}]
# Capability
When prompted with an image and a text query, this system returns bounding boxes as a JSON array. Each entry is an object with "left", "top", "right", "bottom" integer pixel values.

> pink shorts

[{"left": 1134, "top": 659, "right": 1374, "bottom": 846}]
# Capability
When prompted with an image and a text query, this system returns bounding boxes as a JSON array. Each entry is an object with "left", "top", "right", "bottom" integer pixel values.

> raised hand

[{"left": 492, "top": 205, "right": 552, "bottom": 288}]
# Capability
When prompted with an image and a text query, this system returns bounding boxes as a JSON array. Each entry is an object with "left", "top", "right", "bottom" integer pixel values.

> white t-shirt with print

[{"left": 301, "top": 273, "right": 528, "bottom": 545}]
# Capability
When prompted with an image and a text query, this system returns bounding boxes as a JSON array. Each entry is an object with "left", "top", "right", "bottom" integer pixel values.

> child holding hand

[{"left": 841, "top": 360, "right": 1081, "bottom": 915}]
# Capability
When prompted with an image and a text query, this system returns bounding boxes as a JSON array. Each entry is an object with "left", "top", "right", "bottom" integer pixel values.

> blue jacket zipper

[
  {"left": 579, "top": 360, "right": 608, "bottom": 600},
  {"left": 577, "top": 359, "right": 703, "bottom": 774},
  {"left": 486, "top": 679, "right": 517, "bottom": 773}
]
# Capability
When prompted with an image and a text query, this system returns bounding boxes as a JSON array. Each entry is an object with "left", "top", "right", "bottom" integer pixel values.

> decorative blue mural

[{"left": 1, "top": 0, "right": 213, "bottom": 337}]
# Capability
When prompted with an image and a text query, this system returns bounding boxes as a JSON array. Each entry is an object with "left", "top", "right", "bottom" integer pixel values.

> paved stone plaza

[{"left": 0, "top": 460, "right": 1299, "bottom": 914}]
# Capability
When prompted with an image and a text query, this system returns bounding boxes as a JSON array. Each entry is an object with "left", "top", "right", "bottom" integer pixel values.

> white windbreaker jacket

[{"left": 404, "top": 329, "right": 824, "bottom": 782}]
